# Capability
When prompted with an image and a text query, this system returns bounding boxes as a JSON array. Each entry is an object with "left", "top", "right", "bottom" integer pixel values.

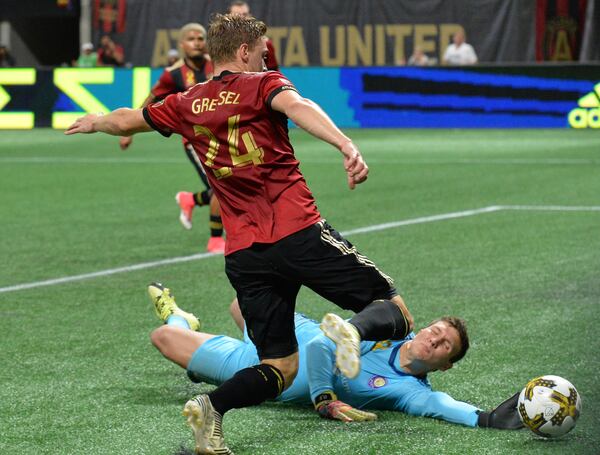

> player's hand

[
  {"left": 314, "top": 391, "right": 377, "bottom": 422},
  {"left": 64, "top": 113, "right": 101, "bottom": 135},
  {"left": 341, "top": 141, "right": 368, "bottom": 190},
  {"left": 119, "top": 136, "right": 133, "bottom": 150},
  {"left": 477, "top": 392, "right": 524, "bottom": 430},
  {"left": 317, "top": 400, "right": 377, "bottom": 422}
]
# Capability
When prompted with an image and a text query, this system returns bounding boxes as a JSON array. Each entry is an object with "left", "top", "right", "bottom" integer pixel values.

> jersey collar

[
  {"left": 184, "top": 56, "right": 206, "bottom": 72},
  {"left": 388, "top": 336, "right": 428, "bottom": 381},
  {"left": 213, "top": 70, "right": 239, "bottom": 80}
]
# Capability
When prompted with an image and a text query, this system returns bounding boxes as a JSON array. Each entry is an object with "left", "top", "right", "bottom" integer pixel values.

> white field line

[
  {"left": 304, "top": 158, "right": 600, "bottom": 166},
  {"left": 0, "top": 157, "right": 185, "bottom": 164},
  {"left": 1, "top": 205, "right": 599, "bottom": 294},
  {"left": 499, "top": 205, "right": 600, "bottom": 212},
  {"left": 0, "top": 252, "right": 218, "bottom": 294},
  {"left": 341, "top": 206, "right": 502, "bottom": 236},
  {"left": 1, "top": 157, "right": 599, "bottom": 165}
]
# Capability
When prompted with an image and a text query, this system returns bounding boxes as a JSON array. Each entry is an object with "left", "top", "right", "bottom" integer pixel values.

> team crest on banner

[
  {"left": 94, "top": 0, "right": 127, "bottom": 34},
  {"left": 536, "top": 0, "right": 587, "bottom": 61}
]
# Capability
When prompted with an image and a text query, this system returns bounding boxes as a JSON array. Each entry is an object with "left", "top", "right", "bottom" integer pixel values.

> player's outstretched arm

[
  {"left": 402, "top": 389, "right": 523, "bottom": 429},
  {"left": 306, "top": 333, "right": 377, "bottom": 422},
  {"left": 119, "top": 93, "right": 159, "bottom": 150},
  {"left": 65, "top": 108, "right": 153, "bottom": 137},
  {"left": 401, "top": 389, "right": 481, "bottom": 427},
  {"left": 271, "top": 89, "right": 368, "bottom": 190},
  {"left": 477, "top": 392, "right": 524, "bottom": 430}
]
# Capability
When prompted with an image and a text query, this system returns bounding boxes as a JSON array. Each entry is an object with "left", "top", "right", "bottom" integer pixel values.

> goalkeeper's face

[{"left": 410, "top": 321, "right": 461, "bottom": 372}]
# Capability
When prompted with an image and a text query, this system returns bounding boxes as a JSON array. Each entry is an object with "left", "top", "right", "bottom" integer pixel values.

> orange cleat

[
  {"left": 176, "top": 192, "right": 195, "bottom": 230},
  {"left": 206, "top": 236, "right": 225, "bottom": 254}
]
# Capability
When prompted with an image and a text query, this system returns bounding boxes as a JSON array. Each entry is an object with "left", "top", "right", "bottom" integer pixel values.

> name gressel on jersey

[
  {"left": 191, "top": 90, "right": 240, "bottom": 114},
  {"left": 143, "top": 71, "right": 321, "bottom": 255}
]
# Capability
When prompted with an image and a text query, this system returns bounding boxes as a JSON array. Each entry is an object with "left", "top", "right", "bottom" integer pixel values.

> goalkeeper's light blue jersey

[
  {"left": 302, "top": 320, "right": 480, "bottom": 427},
  {"left": 187, "top": 313, "right": 479, "bottom": 427}
]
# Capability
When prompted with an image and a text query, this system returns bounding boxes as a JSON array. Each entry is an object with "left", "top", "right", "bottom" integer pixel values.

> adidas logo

[{"left": 569, "top": 82, "right": 600, "bottom": 128}]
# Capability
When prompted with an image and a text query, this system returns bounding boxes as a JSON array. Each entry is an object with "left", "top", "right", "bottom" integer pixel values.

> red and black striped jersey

[
  {"left": 265, "top": 39, "right": 279, "bottom": 71},
  {"left": 143, "top": 71, "right": 321, "bottom": 255},
  {"left": 151, "top": 57, "right": 214, "bottom": 100}
]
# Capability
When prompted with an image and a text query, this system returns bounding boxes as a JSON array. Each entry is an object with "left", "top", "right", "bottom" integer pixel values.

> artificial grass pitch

[{"left": 0, "top": 128, "right": 599, "bottom": 454}]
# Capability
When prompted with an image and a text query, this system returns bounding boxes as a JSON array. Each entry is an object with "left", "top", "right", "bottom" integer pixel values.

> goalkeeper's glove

[
  {"left": 477, "top": 392, "right": 524, "bottom": 430},
  {"left": 314, "top": 391, "right": 377, "bottom": 422}
]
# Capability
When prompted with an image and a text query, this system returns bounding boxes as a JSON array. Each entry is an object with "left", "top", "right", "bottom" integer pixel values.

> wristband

[
  {"left": 314, "top": 391, "right": 337, "bottom": 409},
  {"left": 477, "top": 410, "right": 491, "bottom": 427}
]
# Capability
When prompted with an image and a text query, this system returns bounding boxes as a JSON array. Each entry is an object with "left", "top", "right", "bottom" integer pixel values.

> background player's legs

[
  {"left": 177, "top": 144, "right": 211, "bottom": 230},
  {"left": 180, "top": 143, "right": 225, "bottom": 253},
  {"left": 207, "top": 195, "right": 225, "bottom": 253},
  {"left": 184, "top": 143, "right": 210, "bottom": 190},
  {"left": 175, "top": 190, "right": 212, "bottom": 230}
]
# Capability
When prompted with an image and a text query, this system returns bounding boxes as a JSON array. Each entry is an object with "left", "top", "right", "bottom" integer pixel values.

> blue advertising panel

[
  {"left": 0, "top": 66, "right": 598, "bottom": 129},
  {"left": 337, "top": 67, "right": 598, "bottom": 128}
]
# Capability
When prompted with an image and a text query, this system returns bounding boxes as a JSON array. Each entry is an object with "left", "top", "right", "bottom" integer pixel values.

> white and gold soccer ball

[{"left": 518, "top": 375, "right": 582, "bottom": 438}]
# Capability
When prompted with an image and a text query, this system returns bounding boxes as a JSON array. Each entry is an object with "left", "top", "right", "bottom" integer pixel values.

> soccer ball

[{"left": 517, "top": 375, "right": 582, "bottom": 438}]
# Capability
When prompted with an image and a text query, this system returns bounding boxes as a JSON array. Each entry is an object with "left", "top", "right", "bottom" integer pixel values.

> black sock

[
  {"left": 193, "top": 190, "right": 211, "bottom": 206},
  {"left": 184, "top": 144, "right": 210, "bottom": 191},
  {"left": 210, "top": 214, "right": 223, "bottom": 237},
  {"left": 349, "top": 299, "right": 409, "bottom": 341},
  {"left": 208, "top": 364, "right": 284, "bottom": 416}
]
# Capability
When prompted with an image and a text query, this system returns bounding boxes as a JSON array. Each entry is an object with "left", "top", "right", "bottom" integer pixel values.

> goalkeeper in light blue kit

[{"left": 148, "top": 283, "right": 523, "bottom": 430}]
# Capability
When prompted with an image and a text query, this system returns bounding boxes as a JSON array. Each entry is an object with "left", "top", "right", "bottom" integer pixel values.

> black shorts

[{"left": 224, "top": 220, "right": 397, "bottom": 360}]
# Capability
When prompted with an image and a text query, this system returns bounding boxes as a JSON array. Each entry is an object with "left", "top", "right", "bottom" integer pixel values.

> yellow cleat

[
  {"left": 183, "top": 394, "right": 234, "bottom": 455},
  {"left": 320, "top": 313, "right": 361, "bottom": 379},
  {"left": 147, "top": 282, "right": 200, "bottom": 331}
]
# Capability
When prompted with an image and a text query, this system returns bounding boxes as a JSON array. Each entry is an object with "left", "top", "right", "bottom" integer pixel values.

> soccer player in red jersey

[
  {"left": 66, "top": 14, "right": 414, "bottom": 454},
  {"left": 228, "top": 0, "right": 279, "bottom": 70},
  {"left": 119, "top": 23, "right": 225, "bottom": 254},
  {"left": 97, "top": 35, "right": 125, "bottom": 67}
]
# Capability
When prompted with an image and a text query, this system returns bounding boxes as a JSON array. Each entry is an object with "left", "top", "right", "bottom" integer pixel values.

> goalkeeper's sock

[
  {"left": 350, "top": 299, "right": 409, "bottom": 341},
  {"left": 208, "top": 364, "right": 284, "bottom": 416},
  {"left": 166, "top": 314, "right": 190, "bottom": 330}
]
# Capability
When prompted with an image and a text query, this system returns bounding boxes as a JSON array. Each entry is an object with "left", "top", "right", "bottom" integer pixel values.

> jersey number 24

[{"left": 193, "top": 114, "right": 264, "bottom": 179}]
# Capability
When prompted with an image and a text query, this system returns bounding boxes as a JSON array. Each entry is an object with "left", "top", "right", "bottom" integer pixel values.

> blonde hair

[
  {"left": 207, "top": 13, "right": 266, "bottom": 64},
  {"left": 179, "top": 23, "right": 207, "bottom": 42}
]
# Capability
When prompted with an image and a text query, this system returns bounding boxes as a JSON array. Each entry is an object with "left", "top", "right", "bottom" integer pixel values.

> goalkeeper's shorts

[{"left": 187, "top": 335, "right": 258, "bottom": 385}]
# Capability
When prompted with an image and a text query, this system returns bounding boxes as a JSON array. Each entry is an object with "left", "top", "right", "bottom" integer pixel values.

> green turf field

[{"left": 1, "top": 128, "right": 599, "bottom": 454}]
